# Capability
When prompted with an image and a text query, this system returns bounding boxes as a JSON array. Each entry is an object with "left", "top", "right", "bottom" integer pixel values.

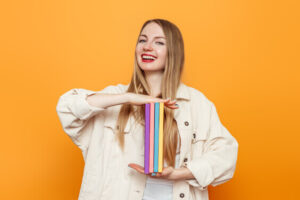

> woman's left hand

[{"left": 128, "top": 163, "right": 180, "bottom": 180}]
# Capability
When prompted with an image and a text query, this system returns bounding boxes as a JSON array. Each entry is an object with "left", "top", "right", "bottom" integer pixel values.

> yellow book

[{"left": 158, "top": 102, "right": 164, "bottom": 172}]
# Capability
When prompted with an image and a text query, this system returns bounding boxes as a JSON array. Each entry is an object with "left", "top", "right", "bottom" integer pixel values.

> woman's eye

[
  {"left": 138, "top": 39, "right": 146, "bottom": 43},
  {"left": 156, "top": 42, "right": 165, "bottom": 45}
]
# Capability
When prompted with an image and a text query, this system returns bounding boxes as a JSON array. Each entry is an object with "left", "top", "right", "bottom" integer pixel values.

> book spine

[
  {"left": 158, "top": 102, "right": 164, "bottom": 172},
  {"left": 144, "top": 103, "right": 150, "bottom": 174},
  {"left": 149, "top": 103, "right": 154, "bottom": 173},
  {"left": 154, "top": 102, "right": 160, "bottom": 172}
]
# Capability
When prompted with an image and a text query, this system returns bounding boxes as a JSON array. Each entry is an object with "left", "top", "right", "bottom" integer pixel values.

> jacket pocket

[
  {"left": 81, "top": 171, "right": 98, "bottom": 194},
  {"left": 103, "top": 111, "right": 132, "bottom": 134},
  {"left": 191, "top": 128, "right": 208, "bottom": 159},
  {"left": 103, "top": 116, "right": 117, "bottom": 134}
]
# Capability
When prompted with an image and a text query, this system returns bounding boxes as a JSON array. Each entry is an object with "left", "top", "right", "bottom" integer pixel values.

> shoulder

[
  {"left": 74, "top": 83, "right": 129, "bottom": 95},
  {"left": 58, "top": 83, "right": 130, "bottom": 100},
  {"left": 183, "top": 83, "right": 213, "bottom": 108},
  {"left": 95, "top": 83, "right": 129, "bottom": 94}
]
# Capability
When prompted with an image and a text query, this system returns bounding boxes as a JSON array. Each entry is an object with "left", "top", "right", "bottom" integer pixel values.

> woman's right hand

[{"left": 126, "top": 93, "right": 178, "bottom": 109}]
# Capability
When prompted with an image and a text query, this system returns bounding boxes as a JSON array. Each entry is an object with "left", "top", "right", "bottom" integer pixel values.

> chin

[
  {"left": 138, "top": 63, "right": 163, "bottom": 71},
  {"left": 139, "top": 66, "right": 165, "bottom": 72}
]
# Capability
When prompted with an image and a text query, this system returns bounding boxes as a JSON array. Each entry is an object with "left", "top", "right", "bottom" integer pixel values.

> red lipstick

[{"left": 141, "top": 53, "right": 157, "bottom": 63}]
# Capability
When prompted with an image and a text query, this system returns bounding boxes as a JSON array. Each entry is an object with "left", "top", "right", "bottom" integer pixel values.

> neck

[{"left": 144, "top": 70, "right": 164, "bottom": 97}]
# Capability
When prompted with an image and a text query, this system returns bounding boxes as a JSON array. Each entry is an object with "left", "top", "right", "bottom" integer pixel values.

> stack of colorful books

[{"left": 144, "top": 102, "right": 164, "bottom": 176}]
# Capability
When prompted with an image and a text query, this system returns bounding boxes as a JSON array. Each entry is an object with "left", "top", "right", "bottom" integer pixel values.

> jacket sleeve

[
  {"left": 55, "top": 86, "right": 115, "bottom": 156},
  {"left": 185, "top": 102, "right": 239, "bottom": 191}
]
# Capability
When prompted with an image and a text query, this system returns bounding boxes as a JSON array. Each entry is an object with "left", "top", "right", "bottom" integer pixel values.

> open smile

[{"left": 141, "top": 53, "right": 157, "bottom": 63}]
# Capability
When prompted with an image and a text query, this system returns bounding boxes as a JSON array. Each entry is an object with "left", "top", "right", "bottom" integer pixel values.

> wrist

[
  {"left": 175, "top": 167, "right": 194, "bottom": 180},
  {"left": 123, "top": 92, "right": 131, "bottom": 104}
]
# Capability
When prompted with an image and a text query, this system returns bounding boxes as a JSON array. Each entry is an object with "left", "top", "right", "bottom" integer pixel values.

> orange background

[{"left": 1, "top": 0, "right": 299, "bottom": 199}]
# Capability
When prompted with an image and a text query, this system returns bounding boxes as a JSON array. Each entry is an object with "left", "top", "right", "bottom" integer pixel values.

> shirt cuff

[
  {"left": 71, "top": 89, "right": 106, "bottom": 120},
  {"left": 185, "top": 157, "right": 214, "bottom": 190}
]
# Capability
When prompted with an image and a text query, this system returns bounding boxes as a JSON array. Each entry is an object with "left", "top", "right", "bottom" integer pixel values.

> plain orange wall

[{"left": 0, "top": 0, "right": 299, "bottom": 199}]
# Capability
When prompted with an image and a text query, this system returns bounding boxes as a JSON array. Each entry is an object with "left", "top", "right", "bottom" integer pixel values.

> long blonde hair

[{"left": 116, "top": 18, "right": 185, "bottom": 167}]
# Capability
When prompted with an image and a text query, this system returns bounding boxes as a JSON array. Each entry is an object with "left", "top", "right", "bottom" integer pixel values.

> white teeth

[{"left": 142, "top": 55, "right": 156, "bottom": 60}]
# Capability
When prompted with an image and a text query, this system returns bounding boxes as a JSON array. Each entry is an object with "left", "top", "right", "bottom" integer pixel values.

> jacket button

[
  {"left": 184, "top": 121, "right": 189, "bottom": 126},
  {"left": 193, "top": 133, "right": 196, "bottom": 138},
  {"left": 184, "top": 158, "right": 188, "bottom": 162},
  {"left": 180, "top": 193, "right": 185, "bottom": 198}
]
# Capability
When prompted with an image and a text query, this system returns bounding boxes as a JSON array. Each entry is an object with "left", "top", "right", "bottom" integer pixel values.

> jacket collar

[{"left": 175, "top": 82, "right": 190, "bottom": 101}]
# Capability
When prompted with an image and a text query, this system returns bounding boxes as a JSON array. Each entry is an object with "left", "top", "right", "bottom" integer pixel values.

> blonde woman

[{"left": 56, "top": 18, "right": 239, "bottom": 200}]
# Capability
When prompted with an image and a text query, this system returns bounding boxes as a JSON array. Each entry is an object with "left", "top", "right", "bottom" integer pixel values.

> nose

[{"left": 143, "top": 41, "right": 153, "bottom": 51}]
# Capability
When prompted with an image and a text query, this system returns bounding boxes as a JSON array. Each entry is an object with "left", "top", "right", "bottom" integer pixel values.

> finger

[
  {"left": 169, "top": 106, "right": 179, "bottom": 109},
  {"left": 165, "top": 99, "right": 176, "bottom": 104},
  {"left": 128, "top": 163, "right": 144, "bottom": 174},
  {"left": 149, "top": 175, "right": 160, "bottom": 178},
  {"left": 165, "top": 103, "right": 177, "bottom": 107},
  {"left": 166, "top": 105, "right": 179, "bottom": 109},
  {"left": 166, "top": 107, "right": 178, "bottom": 110},
  {"left": 129, "top": 164, "right": 144, "bottom": 171},
  {"left": 164, "top": 101, "right": 177, "bottom": 106},
  {"left": 149, "top": 173, "right": 162, "bottom": 178},
  {"left": 160, "top": 99, "right": 171, "bottom": 104}
]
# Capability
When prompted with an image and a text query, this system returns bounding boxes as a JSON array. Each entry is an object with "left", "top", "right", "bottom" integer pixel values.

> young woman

[{"left": 56, "top": 18, "right": 239, "bottom": 200}]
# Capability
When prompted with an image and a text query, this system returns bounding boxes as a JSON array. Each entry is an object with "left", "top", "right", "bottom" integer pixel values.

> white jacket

[{"left": 56, "top": 82, "right": 239, "bottom": 200}]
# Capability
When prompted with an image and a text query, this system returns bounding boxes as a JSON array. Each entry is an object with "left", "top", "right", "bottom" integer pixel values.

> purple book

[{"left": 144, "top": 103, "right": 150, "bottom": 174}]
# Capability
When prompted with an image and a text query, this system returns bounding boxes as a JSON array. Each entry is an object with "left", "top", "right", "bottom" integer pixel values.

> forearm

[
  {"left": 175, "top": 167, "right": 195, "bottom": 181},
  {"left": 86, "top": 92, "right": 130, "bottom": 109}
]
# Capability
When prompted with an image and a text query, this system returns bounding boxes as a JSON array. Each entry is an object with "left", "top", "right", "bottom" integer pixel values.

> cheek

[
  {"left": 158, "top": 49, "right": 167, "bottom": 60},
  {"left": 135, "top": 48, "right": 141, "bottom": 59},
  {"left": 136, "top": 45, "right": 143, "bottom": 53}
]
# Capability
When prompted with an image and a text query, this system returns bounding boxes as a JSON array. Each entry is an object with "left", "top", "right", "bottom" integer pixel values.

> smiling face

[{"left": 135, "top": 22, "right": 167, "bottom": 72}]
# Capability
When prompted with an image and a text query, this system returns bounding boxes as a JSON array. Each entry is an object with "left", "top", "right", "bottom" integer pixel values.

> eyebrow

[{"left": 139, "top": 34, "right": 166, "bottom": 39}]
